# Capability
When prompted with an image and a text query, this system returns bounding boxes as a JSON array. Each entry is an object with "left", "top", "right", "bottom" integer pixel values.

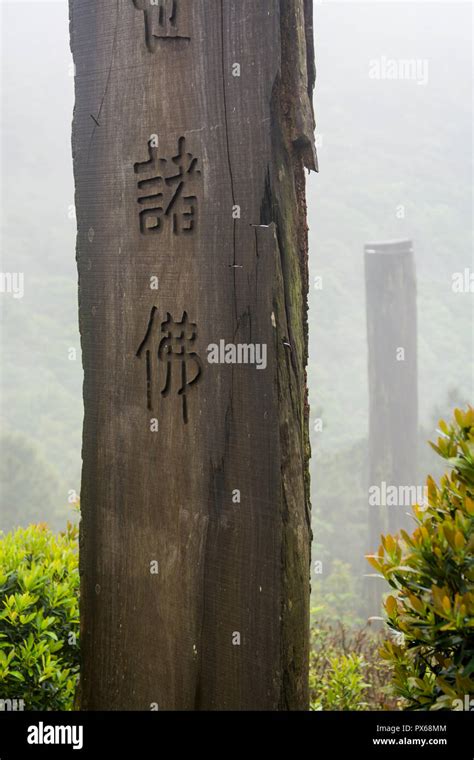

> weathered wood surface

[
  {"left": 70, "top": 0, "right": 315, "bottom": 710},
  {"left": 365, "top": 239, "right": 418, "bottom": 567}
]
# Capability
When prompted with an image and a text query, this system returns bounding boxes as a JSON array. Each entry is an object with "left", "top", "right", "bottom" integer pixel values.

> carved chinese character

[
  {"left": 136, "top": 307, "right": 202, "bottom": 423},
  {"left": 134, "top": 136, "right": 201, "bottom": 236},
  {"left": 132, "top": 0, "right": 190, "bottom": 52}
]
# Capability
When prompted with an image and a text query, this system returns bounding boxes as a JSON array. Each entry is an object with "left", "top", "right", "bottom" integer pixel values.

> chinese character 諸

[
  {"left": 132, "top": 0, "right": 190, "bottom": 53},
  {"left": 134, "top": 136, "right": 201, "bottom": 236},
  {"left": 136, "top": 307, "right": 202, "bottom": 423}
]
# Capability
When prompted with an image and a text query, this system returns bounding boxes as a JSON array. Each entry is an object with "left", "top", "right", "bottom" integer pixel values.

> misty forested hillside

[{"left": 307, "top": 3, "right": 472, "bottom": 617}]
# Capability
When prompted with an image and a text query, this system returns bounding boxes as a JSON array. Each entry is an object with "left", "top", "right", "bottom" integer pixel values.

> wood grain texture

[{"left": 70, "top": 0, "right": 315, "bottom": 710}]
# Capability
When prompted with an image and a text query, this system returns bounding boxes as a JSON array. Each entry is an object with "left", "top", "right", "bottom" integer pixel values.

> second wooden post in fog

[{"left": 365, "top": 239, "right": 418, "bottom": 555}]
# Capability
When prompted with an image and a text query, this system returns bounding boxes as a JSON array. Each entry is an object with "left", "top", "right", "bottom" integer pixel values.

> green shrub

[
  {"left": 0, "top": 523, "right": 79, "bottom": 710},
  {"left": 313, "top": 652, "right": 369, "bottom": 711},
  {"left": 368, "top": 406, "right": 474, "bottom": 710},
  {"left": 309, "top": 618, "right": 397, "bottom": 710}
]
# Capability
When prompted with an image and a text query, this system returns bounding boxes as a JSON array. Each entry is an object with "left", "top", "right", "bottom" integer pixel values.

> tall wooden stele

[
  {"left": 70, "top": 0, "right": 316, "bottom": 710},
  {"left": 365, "top": 240, "right": 418, "bottom": 591}
]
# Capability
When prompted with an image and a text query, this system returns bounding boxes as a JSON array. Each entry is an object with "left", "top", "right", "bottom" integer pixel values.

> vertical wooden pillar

[
  {"left": 365, "top": 239, "right": 418, "bottom": 577},
  {"left": 70, "top": 0, "right": 316, "bottom": 710}
]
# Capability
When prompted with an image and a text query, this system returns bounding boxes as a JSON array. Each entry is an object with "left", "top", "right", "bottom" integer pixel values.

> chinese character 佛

[
  {"left": 134, "top": 136, "right": 201, "bottom": 236},
  {"left": 136, "top": 307, "right": 202, "bottom": 424}
]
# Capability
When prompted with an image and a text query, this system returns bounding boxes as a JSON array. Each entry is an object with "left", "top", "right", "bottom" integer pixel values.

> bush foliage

[
  {"left": 368, "top": 407, "right": 474, "bottom": 710},
  {"left": 0, "top": 523, "right": 79, "bottom": 710},
  {"left": 309, "top": 618, "right": 398, "bottom": 710}
]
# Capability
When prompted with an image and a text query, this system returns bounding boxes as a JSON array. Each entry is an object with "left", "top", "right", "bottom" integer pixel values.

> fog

[{"left": 0, "top": 0, "right": 472, "bottom": 619}]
